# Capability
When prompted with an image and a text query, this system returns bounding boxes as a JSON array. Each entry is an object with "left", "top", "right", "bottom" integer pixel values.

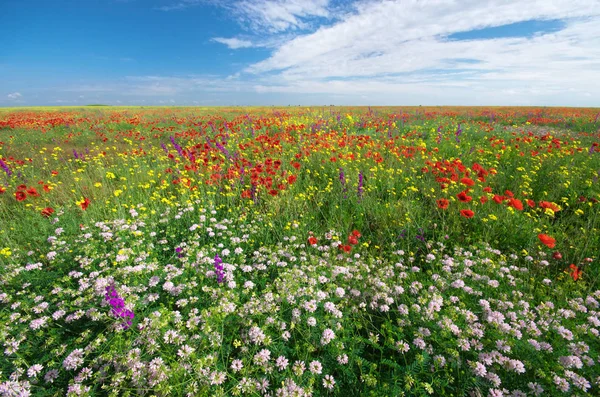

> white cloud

[
  {"left": 233, "top": 0, "right": 331, "bottom": 33},
  {"left": 7, "top": 92, "right": 22, "bottom": 100},
  {"left": 212, "top": 37, "right": 255, "bottom": 49},
  {"left": 159, "top": 0, "right": 332, "bottom": 33},
  {"left": 237, "top": 0, "right": 600, "bottom": 105}
]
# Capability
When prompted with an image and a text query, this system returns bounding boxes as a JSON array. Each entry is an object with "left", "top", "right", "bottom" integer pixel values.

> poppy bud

[{"left": 553, "top": 252, "right": 562, "bottom": 260}]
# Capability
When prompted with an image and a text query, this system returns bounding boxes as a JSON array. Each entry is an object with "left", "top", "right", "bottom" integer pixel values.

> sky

[{"left": 1, "top": 0, "right": 600, "bottom": 107}]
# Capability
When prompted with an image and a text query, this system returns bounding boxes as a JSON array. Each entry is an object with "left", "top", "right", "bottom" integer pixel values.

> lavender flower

[
  {"left": 358, "top": 171, "right": 364, "bottom": 200},
  {"left": 0, "top": 158, "right": 11, "bottom": 176},
  {"left": 170, "top": 136, "right": 183, "bottom": 157},
  {"left": 214, "top": 254, "right": 225, "bottom": 283},
  {"left": 104, "top": 285, "right": 134, "bottom": 330},
  {"left": 339, "top": 168, "right": 347, "bottom": 198}
]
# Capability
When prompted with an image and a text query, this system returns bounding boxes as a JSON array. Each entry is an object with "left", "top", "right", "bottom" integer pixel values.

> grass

[{"left": 0, "top": 106, "right": 599, "bottom": 396}]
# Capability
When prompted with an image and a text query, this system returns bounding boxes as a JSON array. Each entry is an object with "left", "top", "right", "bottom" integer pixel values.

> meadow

[{"left": 0, "top": 106, "right": 599, "bottom": 396}]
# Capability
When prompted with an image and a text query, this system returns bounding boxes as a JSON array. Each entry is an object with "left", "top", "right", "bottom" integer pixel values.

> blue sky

[{"left": 1, "top": 0, "right": 600, "bottom": 106}]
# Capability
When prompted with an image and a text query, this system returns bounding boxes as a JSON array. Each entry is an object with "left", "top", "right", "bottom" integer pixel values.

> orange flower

[
  {"left": 41, "top": 207, "right": 55, "bottom": 217},
  {"left": 538, "top": 234, "right": 556, "bottom": 249},
  {"left": 308, "top": 236, "right": 318, "bottom": 245},
  {"left": 80, "top": 197, "right": 91, "bottom": 210},
  {"left": 569, "top": 264, "right": 582, "bottom": 281}
]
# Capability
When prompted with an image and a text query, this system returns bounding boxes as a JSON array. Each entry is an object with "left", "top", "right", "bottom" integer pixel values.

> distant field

[{"left": 1, "top": 106, "right": 599, "bottom": 396}]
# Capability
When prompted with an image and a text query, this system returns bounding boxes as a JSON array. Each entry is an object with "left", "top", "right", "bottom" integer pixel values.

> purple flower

[
  {"left": 0, "top": 158, "right": 11, "bottom": 176},
  {"left": 170, "top": 136, "right": 183, "bottom": 157},
  {"left": 339, "top": 168, "right": 348, "bottom": 198},
  {"left": 358, "top": 171, "right": 364, "bottom": 200},
  {"left": 104, "top": 285, "right": 134, "bottom": 329},
  {"left": 214, "top": 255, "right": 225, "bottom": 283}
]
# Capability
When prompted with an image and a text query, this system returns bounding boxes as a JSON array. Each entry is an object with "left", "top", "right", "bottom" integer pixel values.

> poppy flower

[
  {"left": 457, "top": 191, "right": 472, "bottom": 203},
  {"left": 268, "top": 189, "right": 278, "bottom": 196},
  {"left": 291, "top": 161, "right": 301, "bottom": 170},
  {"left": 460, "top": 177, "right": 475, "bottom": 187},
  {"left": 508, "top": 198, "right": 523, "bottom": 211},
  {"left": 340, "top": 244, "right": 352, "bottom": 253},
  {"left": 0, "top": 186, "right": 5, "bottom": 194},
  {"left": 26, "top": 187, "right": 40, "bottom": 197},
  {"left": 41, "top": 207, "right": 55, "bottom": 217},
  {"left": 348, "top": 235, "right": 359, "bottom": 245},
  {"left": 80, "top": 197, "right": 91, "bottom": 210},
  {"left": 460, "top": 209, "right": 474, "bottom": 218},
  {"left": 17, "top": 184, "right": 27, "bottom": 191},
  {"left": 15, "top": 191, "right": 26, "bottom": 201},
  {"left": 479, "top": 196, "right": 488, "bottom": 204},
  {"left": 492, "top": 195, "right": 504, "bottom": 204},
  {"left": 241, "top": 190, "right": 252, "bottom": 199},
  {"left": 553, "top": 251, "right": 562, "bottom": 260},
  {"left": 526, "top": 199, "right": 535, "bottom": 208},
  {"left": 539, "top": 201, "right": 560, "bottom": 212},
  {"left": 287, "top": 175, "right": 297, "bottom": 184},
  {"left": 436, "top": 198, "right": 449, "bottom": 209},
  {"left": 308, "top": 236, "right": 318, "bottom": 245},
  {"left": 483, "top": 186, "right": 493, "bottom": 193},
  {"left": 569, "top": 264, "right": 582, "bottom": 281},
  {"left": 538, "top": 234, "right": 556, "bottom": 249},
  {"left": 351, "top": 230, "right": 361, "bottom": 238}
]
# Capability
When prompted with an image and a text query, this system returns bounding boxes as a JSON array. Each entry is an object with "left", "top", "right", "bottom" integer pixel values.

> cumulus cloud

[
  {"left": 7, "top": 92, "right": 22, "bottom": 100},
  {"left": 238, "top": 0, "right": 600, "bottom": 104}
]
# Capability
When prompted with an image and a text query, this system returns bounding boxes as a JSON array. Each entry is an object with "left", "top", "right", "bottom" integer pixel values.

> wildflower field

[{"left": 1, "top": 106, "right": 600, "bottom": 397}]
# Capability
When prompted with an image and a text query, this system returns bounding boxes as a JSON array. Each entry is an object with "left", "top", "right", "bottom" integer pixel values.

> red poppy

[
  {"left": 460, "top": 177, "right": 475, "bottom": 187},
  {"left": 504, "top": 190, "right": 514, "bottom": 197},
  {"left": 17, "top": 184, "right": 27, "bottom": 191},
  {"left": 241, "top": 190, "right": 252, "bottom": 199},
  {"left": 553, "top": 251, "right": 562, "bottom": 260},
  {"left": 341, "top": 244, "right": 352, "bottom": 253},
  {"left": 457, "top": 191, "right": 472, "bottom": 203},
  {"left": 26, "top": 187, "right": 40, "bottom": 197},
  {"left": 291, "top": 161, "right": 301, "bottom": 170},
  {"left": 80, "top": 197, "right": 91, "bottom": 210},
  {"left": 569, "top": 264, "right": 582, "bottom": 281},
  {"left": 352, "top": 230, "right": 361, "bottom": 238},
  {"left": 508, "top": 198, "right": 523, "bottom": 211},
  {"left": 483, "top": 186, "right": 493, "bottom": 193},
  {"left": 51, "top": 170, "right": 59, "bottom": 176},
  {"left": 308, "top": 236, "right": 318, "bottom": 245},
  {"left": 480, "top": 196, "right": 488, "bottom": 204},
  {"left": 287, "top": 175, "right": 297, "bottom": 185},
  {"left": 538, "top": 234, "right": 556, "bottom": 249},
  {"left": 41, "top": 207, "right": 55, "bottom": 217},
  {"left": 460, "top": 209, "right": 474, "bottom": 218},
  {"left": 0, "top": 186, "right": 5, "bottom": 194},
  {"left": 268, "top": 189, "right": 278, "bottom": 196},
  {"left": 43, "top": 185, "right": 51, "bottom": 193},
  {"left": 539, "top": 201, "right": 560, "bottom": 212},
  {"left": 492, "top": 195, "right": 504, "bottom": 204},
  {"left": 526, "top": 199, "right": 535, "bottom": 208},
  {"left": 436, "top": 198, "right": 449, "bottom": 209},
  {"left": 15, "top": 191, "right": 26, "bottom": 201},
  {"left": 348, "top": 235, "right": 359, "bottom": 245}
]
